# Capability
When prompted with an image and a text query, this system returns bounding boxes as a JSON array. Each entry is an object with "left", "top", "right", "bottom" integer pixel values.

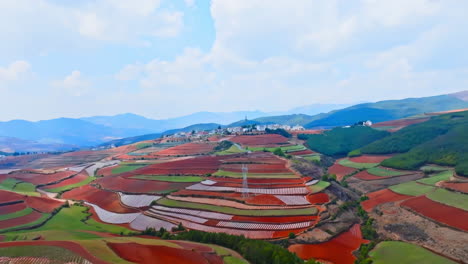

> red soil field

[
  {"left": 108, "top": 242, "right": 221, "bottom": 264},
  {"left": 0, "top": 154, "right": 51, "bottom": 169},
  {"left": 273, "top": 227, "right": 309, "bottom": 238},
  {"left": 291, "top": 130, "right": 323, "bottom": 135},
  {"left": 134, "top": 156, "right": 223, "bottom": 176},
  {"left": 0, "top": 202, "right": 27, "bottom": 215},
  {"left": 62, "top": 185, "right": 137, "bottom": 213},
  {"left": 25, "top": 196, "right": 63, "bottom": 213},
  {"left": 212, "top": 181, "right": 304, "bottom": 188},
  {"left": 230, "top": 134, "right": 289, "bottom": 146},
  {"left": 0, "top": 241, "right": 106, "bottom": 264},
  {"left": 96, "top": 165, "right": 119, "bottom": 177},
  {"left": 307, "top": 193, "right": 329, "bottom": 204},
  {"left": 0, "top": 210, "right": 43, "bottom": 230},
  {"left": 401, "top": 196, "right": 468, "bottom": 231},
  {"left": 289, "top": 150, "right": 315, "bottom": 156},
  {"left": 328, "top": 163, "right": 357, "bottom": 181},
  {"left": 173, "top": 189, "right": 242, "bottom": 199},
  {"left": 353, "top": 170, "right": 386, "bottom": 181},
  {"left": 220, "top": 163, "right": 291, "bottom": 173},
  {"left": 0, "top": 190, "right": 25, "bottom": 205},
  {"left": 10, "top": 170, "right": 75, "bottom": 185},
  {"left": 208, "top": 177, "right": 304, "bottom": 184},
  {"left": 372, "top": 118, "right": 429, "bottom": 128},
  {"left": 222, "top": 152, "right": 286, "bottom": 164},
  {"left": 97, "top": 176, "right": 191, "bottom": 194},
  {"left": 439, "top": 182, "right": 468, "bottom": 193},
  {"left": 289, "top": 224, "right": 368, "bottom": 264},
  {"left": 43, "top": 172, "right": 89, "bottom": 189},
  {"left": 349, "top": 155, "right": 393, "bottom": 164},
  {"left": 232, "top": 215, "right": 317, "bottom": 223},
  {"left": 156, "top": 142, "right": 216, "bottom": 156},
  {"left": 245, "top": 194, "right": 286, "bottom": 206},
  {"left": 362, "top": 189, "right": 412, "bottom": 212}
]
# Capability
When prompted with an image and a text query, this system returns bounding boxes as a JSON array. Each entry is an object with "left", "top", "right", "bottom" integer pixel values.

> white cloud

[
  {"left": 185, "top": 0, "right": 196, "bottom": 8},
  {"left": 0, "top": 60, "right": 31, "bottom": 82},
  {"left": 52, "top": 70, "right": 90, "bottom": 96}
]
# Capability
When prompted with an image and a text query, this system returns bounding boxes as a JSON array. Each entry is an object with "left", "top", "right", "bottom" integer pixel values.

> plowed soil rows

[
  {"left": 43, "top": 172, "right": 88, "bottom": 189},
  {"left": 173, "top": 189, "right": 242, "bottom": 199},
  {"left": 0, "top": 211, "right": 43, "bottom": 229},
  {"left": 9, "top": 171, "right": 75, "bottom": 185},
  {"left": 212, "top": 182, "right": 304, "bottom": 188},
  {"left": 328, "top": 163, "right": 357, "bottom": 181},
  {"left": 95, "top": 165, "right": 118, "bottom": 177},
  {"left": 208, "top": 177, "right": 304, "bottom": 184},
  {"left": 0, "top": 190, "right": 25, "bottom": 204},
  {"left": 230, "top": 134, "right": 289, "bottom": 146},
  {"left": 133, "top": 156, "right": 222, "bottom": 176},
  {"left": 108, "top": 242, "right": 222, "bottom": 264},
  {"left": 289, "top": 150, "right": 315, "bottom": 156},
  {"left": 220, "top": 163, "right": 290, "bottom": 173},
  {"left": 362, "top": 189, "right": 412, "bottom": 212},
  {"left": 354, "top": 170, "right": 387, "bottom": 181},
  {"left": 232, "top": 215, "right": 317, "bottom": 223},
  {"left": 0, "top": 202, "right": 27, "bottom": 214},
  {"left": 440, "top": 182, "right": 468, "bottom": 193},
  {"left": 97, "top": 176, "right": 191, "bottom": 194},
  {"left": 155, "top": 143, "right": 216, "bottom": 156},
  {"left": 289, "top": 224, "right": 368, "bottom": 264},
  {"left": 307, "top": 193, "right": 329, "bottom": 204},
  {"left": 245, "top": 194, "right": 286, "bottom": 205},
  {"left": 0, "top": 241, "right": 106, "bottom": 264},
  {"left": 401, "top": 196, "right": 468, "bottom": 231},
  {"left": 25, "top": 196, "right": 63, "bottom": 213},
  {"left": 62, "top": 185, "right": 137, "bottom": 213},
  {"left": 349, "top": 155, "right": 393, "bottom": 164}
]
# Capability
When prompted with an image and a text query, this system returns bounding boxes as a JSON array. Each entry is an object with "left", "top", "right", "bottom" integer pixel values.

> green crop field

[
  {"left": 0, "top": 245, "right": 87, "bottom": 263},
  {"left": 339, "top": 159, "right": 379, "bottom": 169},
  {"left": 367, "top": 167, "right": 407, "bottom": 177},
  {"left": 10, "top": 205, "right": 132, "bottom": 238},
  {"left": 426, "top": 188, "right": 468, "bottom": 211},
  {"left": 135, "top": 142, "right": 153, "bottom": 149},
  {"left": 45, "top": 177, "right": 96, "bottom": 193},
  {"left": 0, "top": 207, "right": 33, "bottom": 221},
  {"left": 224, "top": 256, "right": 249, "bottom": 264},
  {"left": 417, "top": 170, "right": 453, "bottom": 186},
  {"left": 111, "top": 164, "right": 147, "bottom": 174},
  {"left": 132, "top": 175, "right": 203, "bottom": 183},
  {"left": 0, "top": 179, "right": 40, "bottom": 197},
  {"left": 369, "top": 241, "right": 456, "bottom": 264},
  {"left": 420, "top": 165, "right": 450, "bottom": 172},
  {"left": 389, "top": 181, "right": 436, "bottom": 196},
  {"left": 308, "top": 181, "right": 330, "bottom": 193},
  {"left": 157, "top": 198, "right": 317, "bottom": 216},
  {"left": 303, "top": 154, "right": 321, "bottom": 162},
  {"left": 213, "top": 170, "right": 298, "bottom": 179},
  {"left": 216, "top": 145, "right": 247, "bottom": 155}
]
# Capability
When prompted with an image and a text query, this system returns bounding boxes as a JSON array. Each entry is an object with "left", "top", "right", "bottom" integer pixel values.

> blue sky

[{"left": 0, "top": 0, "right": 467, "bottom": 121}]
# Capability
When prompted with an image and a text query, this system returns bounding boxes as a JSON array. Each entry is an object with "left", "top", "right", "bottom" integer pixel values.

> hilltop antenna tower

[{"left": 242, "top": 164, "right": 249, "bottom": 198}]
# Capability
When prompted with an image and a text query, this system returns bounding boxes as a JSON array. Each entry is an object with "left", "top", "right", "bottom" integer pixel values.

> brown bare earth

[
  {"left": 371, "top": 202, "right": 468, "bottom": 263},
  {"left": 347, "top": 173, "right": 423, "bottom": 194}
]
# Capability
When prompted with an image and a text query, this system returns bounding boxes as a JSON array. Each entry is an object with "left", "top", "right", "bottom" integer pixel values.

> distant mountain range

[{"left": 0, "top": 91, "right": 466, "bottom": 152}]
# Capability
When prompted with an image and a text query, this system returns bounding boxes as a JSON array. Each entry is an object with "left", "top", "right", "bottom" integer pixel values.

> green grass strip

[
  {"left": 420, "top": 165, "right": 450, "bottom": 172},
  {"left": 308, "top": 181, "right": 330, "bottom": 193},
  {"left": 132, "top": 175, "right": 203, "bottom": 183},
  {"left": 0, "top": 178, "right": 19, "bottom": 189},
  {"left": 157, "top": 198, "right": 317, "bottom": 216},
  {"left": 248, "top": 145, "right": 306, "bottom": 153},
  {"left": 417, "top": 170, "right": 453, "bottom": 186},
  {"left": 213, "top": 170, "right": 298, "bottom": 179},
  {"left": 0, "top": 207, "right": 33, "bottom": 221},
  {"left": 367, "top": 167, "right": 407, "bottom": 177},
  {"left": 426, "top": 188, "right": 468, "bottom": 211},
  {"left": 303, "top": 154, "right": 321, "bottom": 162},
  {"left": 44, "top": 177, "right": 96, "bottom": 193},
  {"left": 216, "top": 145, "right": 247, "bottom": 155},
  {"left": 339, "top": 159, "right": 379, "bottom": 169},
  {"left": 112, "top": 164, "right": 147, "bottom": 174},
  {"left": 0, "top": 213, "right": 50, "bottom": 233},
  {"left": 389, "top": 181, "right": 436, "bottom": 196},
  {"left": 369, "top": 241, "right": 456, "bottom": 264},
  {"left": 224, "top": 256, "right": 249, "bottom": 264},
  {"left": 0, "top": 179, "right": 40, "bottom": 197},
  {"left": 0, "top": 245, "right": 85, "bottom": 262}
]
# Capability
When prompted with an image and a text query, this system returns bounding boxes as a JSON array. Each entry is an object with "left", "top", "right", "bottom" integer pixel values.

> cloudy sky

[{"left": 0, "top": 0, "right": 467, "bottom": 121}]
